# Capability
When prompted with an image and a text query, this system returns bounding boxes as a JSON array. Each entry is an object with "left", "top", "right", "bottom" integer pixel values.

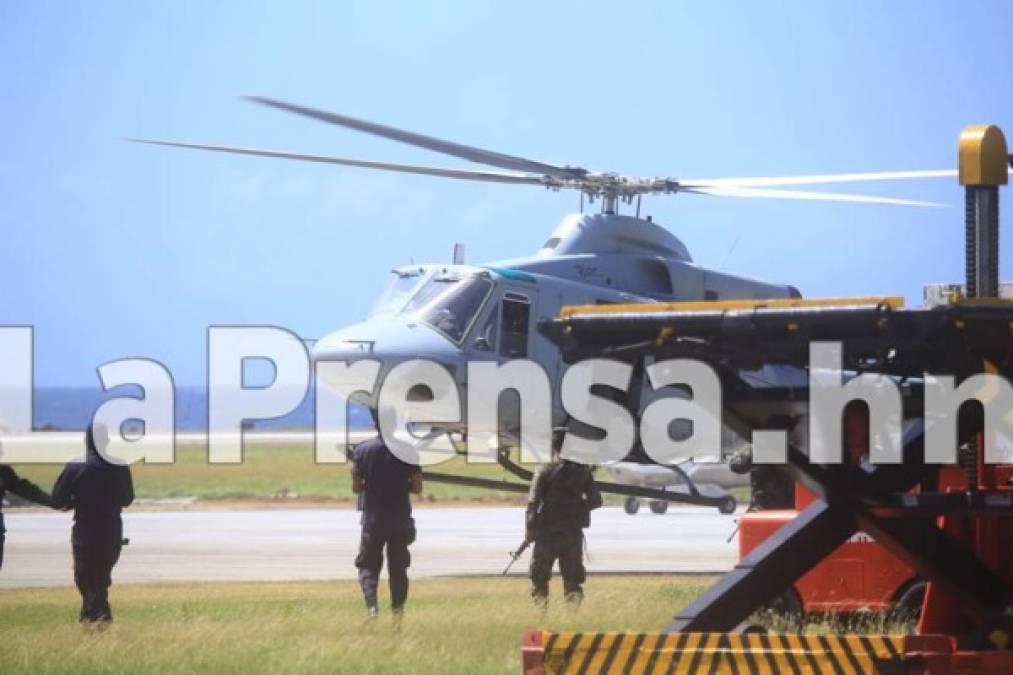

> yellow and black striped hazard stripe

[{"left": 540, "top": 631, "right": 905, "bottom": 674}]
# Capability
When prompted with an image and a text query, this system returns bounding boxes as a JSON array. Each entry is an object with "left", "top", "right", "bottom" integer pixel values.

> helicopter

[{"left": 132, "top": 97, "right": 957, "bottom": 512}]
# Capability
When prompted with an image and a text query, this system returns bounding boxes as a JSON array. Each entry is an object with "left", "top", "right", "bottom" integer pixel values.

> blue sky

[{"left": 1, "top": 1, "right": 1011, "bottom": 386}]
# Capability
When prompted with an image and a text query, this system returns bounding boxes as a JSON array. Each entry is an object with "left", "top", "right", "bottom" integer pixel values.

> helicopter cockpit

[
  {"left": 368, "top": 269, "right": 426, "bottom": 317},
  {"left": 370, "top": 267, "right": 495, "bottom": 345}
]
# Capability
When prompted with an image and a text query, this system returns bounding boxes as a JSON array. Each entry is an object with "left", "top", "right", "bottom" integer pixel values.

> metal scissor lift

[{"left": 523, "top": 126, "right": 1013, "bottom": 673}]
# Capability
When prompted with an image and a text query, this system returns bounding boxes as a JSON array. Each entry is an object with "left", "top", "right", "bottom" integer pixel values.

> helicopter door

[{"left": 499, "top": 293, "right": 530, "bottom": 359}]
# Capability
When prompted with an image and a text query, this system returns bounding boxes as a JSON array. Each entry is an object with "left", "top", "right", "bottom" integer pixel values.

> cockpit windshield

[
  {"left": 405, "top": 275, "right": 493, "bottom": 343},
  {"left": 369, "top": 271, "right": 424, "bottom": 317}
]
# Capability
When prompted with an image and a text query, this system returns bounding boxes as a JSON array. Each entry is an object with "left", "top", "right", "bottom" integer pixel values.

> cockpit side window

[{"left": 499, "top": 293, "right": 530, "bottom": 358}]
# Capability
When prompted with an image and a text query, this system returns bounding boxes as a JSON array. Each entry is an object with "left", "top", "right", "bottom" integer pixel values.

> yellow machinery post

[{"left": 959, "top": 124, "right": 1007, "bottom": 298}]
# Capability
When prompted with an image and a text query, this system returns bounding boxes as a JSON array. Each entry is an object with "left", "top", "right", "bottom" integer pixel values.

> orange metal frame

[{"left": 739, "top": 484, "right": 918, "bottom": 613}]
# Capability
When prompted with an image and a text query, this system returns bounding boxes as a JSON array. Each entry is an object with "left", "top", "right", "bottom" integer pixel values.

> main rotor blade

[
  {"left": 682, "top": 185, "right": 944, "bottom": 207},
  {"left": 128, "top": 138, "right": 551, "bottom": 186},
  {"left": 243, "top": 96, "right": 586, "bottom": 180},
  {"left": 681, "top": 168, "right": 960, "bottom": 189}
]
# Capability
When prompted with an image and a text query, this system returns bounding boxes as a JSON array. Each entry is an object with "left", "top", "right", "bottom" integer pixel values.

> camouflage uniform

[{"left": 526, "top": 460, "right": 602, "bottom": 602}]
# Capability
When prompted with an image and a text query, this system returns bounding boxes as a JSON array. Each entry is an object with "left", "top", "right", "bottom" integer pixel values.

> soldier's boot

[
  {"left": 361, "top": 605, "right": 379, "bottom": 630},
  {"left": 564, "top": 588, "right": 584, "bottom": 608},
  {"left": 391, "top": 605, "right": 404, "bottom": 631},
  {"left": 362, "top": 605, "right": 380, "bottom": 626},
  {"left": 359, "top": 566, "right": 381, "bottom": 622},
  {"left": 531, "top": 588, "right": 549, "bottom": 611},
  {"left": 363, "top": 590, "right": 380, "bottom": 623}
]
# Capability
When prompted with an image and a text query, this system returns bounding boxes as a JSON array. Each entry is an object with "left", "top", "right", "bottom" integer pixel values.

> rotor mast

[{"left": 603, "top": 193, "right": 618, "bottom": 215}]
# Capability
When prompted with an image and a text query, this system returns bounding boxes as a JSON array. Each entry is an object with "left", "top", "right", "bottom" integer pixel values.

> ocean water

[{"left": 27, "top": 386, "right": 372, "bottom": 432}]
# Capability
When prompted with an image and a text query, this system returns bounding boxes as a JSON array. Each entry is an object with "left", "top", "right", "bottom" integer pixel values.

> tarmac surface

[{"left": 0, "top": 505, "right": 739, "bottom": 588}]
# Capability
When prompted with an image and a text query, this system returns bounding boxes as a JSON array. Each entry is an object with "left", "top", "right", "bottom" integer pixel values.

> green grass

[
  {"left": 727, "top": 486, "right": 751, "bottom": 504},
  {"left": 754, "top": 607, "right": 919, "bottom": 636},
  {"left": 0, "top": 575, "right": 713, "bottom": 675},
  {"left": 11, "top": 441, "right": 746, "bottom": 506},
  {"left": 0, "top": 576, "right": 917, "bottom": 674},
  {"left": 9, "top": 442, "right": 527, "bottom": 502}
]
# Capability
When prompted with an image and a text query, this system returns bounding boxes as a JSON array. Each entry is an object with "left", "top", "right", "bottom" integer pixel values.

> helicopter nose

[
  {"left": 311, "top": 316, "right": 464, "bottom": 374},
  {"left": 311, "top": 335, "right": 376, "bottom": 361},
  {"left": 312, "top": 318, "right": 467, "bottom": 399}
]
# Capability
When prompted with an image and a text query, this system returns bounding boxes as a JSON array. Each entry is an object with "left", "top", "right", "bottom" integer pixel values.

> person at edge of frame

[
  {"left": 525, "top": 427, "right": 603, "bottom": 607},
  {"left": 53, "top": 423, "right": 134, "bottom": 625},
  {"left": 0, "top": 456, "right": 59, "bottom": 571},
  {"left": 730, "top": 404, "right": 876, "bottom": 511},
  {"left": 729, "top": 414, "right": 796, "bottom": 511},
  {"left": 351, "top": 409, "right": 423, "bottom": 624}
]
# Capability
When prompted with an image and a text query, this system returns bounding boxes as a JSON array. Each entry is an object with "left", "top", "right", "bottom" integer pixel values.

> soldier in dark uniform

[
  {"left": 525, "top": 429, "right": 602, "bottom": 606},
  {"left": 352, "top": 431, "right": 423, "bottom": 621},
  {"left": 729, "top": 447, "right": 794, "bottom": 510},
  {"left": 0, "top": 463, "right": 58, "bottom": 570},
  {"left": 53, "top": 424, "right": 134, "bottom": 624}
]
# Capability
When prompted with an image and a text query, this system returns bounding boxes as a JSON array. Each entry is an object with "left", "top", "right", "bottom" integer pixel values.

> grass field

[
  {"left": 9, "top": 441, "right": 750, "bottom": 506},
  {"left": 8, "top": 442, "right": 526, "bottom": 503},
  {"left": 0, "top": 575, "right": 714, "bottom": 675}
]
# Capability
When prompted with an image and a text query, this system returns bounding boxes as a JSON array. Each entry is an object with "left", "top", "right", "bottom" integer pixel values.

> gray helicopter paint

[
  {"left": 311, "top": 212, "right": 796, "bottom": 448},
  {"left": 491, "top": 214, "right": 792, "bottom": 301},
  {"left": 132, "top": 96, "right": 954, "bottom": 481},
  {"left": 532, "top": 213, "right": 693, "bottom": 260}
]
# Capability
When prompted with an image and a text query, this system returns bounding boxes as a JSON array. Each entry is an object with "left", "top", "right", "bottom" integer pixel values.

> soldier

[
  {"left": 53, "top": 424, "right": 134, "bottom": 624},
  {"left": 729, "top": 446, "right": 794, "bottom": 510},
  {"left": 352, "top": 426, "right": 423, "bottom": 622},
  {"left": 0, "top": 462, "right": 58, "bottom": 571},
  {"left": 526, "top": 428, "right": 602, "bottom": 606}
]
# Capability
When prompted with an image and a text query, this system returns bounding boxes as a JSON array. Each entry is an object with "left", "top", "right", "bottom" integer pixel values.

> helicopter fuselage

[{"left": 312, "top": 212, "right": 798, "bottom": 448}]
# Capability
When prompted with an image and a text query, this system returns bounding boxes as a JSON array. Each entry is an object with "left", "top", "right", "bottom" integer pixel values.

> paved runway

[{"left": 0, "top": 505, "right": 739, "bottom": 588}]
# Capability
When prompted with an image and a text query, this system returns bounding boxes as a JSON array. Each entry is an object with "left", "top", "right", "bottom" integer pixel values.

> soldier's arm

[
  {"left": 526, "top": 468, "right": 543, "bottom": 506},
  {"left": 3, "top": 466, "right": 56, "bottom": 508},
  {"left": 351, "top": 446, "right": 366, "bottom": 493},
  {"left": 524, "top": 469, "right": 545, "bottom": 540},
  {"left": 729, "top": 448, "right": 754, "bottom": 475},
  {"left": 51, "top": 464, "right": 77, "bottom": 509},
  {"left": 409, "top": 470, "right": 423, "bottom": 495},
  {"left": 584, "top": 469, "right": 603, "bottom": 511}
]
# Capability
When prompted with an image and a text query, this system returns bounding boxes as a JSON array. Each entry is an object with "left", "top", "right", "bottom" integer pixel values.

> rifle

[{"left": 502, "top": 539, "right": 532, "bottom": 575}]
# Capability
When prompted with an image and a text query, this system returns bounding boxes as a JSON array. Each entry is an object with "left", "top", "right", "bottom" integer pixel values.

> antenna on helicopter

[{"left": 131, "top": 96, "right": 991, "bottom": 214}]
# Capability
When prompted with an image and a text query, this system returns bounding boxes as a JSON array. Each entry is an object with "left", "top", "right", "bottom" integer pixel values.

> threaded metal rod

[
  {"left": 990, "top": 188, "right": 1000, "bottom": 297},
  {"left": 965, "top": 188, "right": 977, "bottom": 297},
  {"left": 965, "top": 186, "right": 1000, "bottom": 298}
]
